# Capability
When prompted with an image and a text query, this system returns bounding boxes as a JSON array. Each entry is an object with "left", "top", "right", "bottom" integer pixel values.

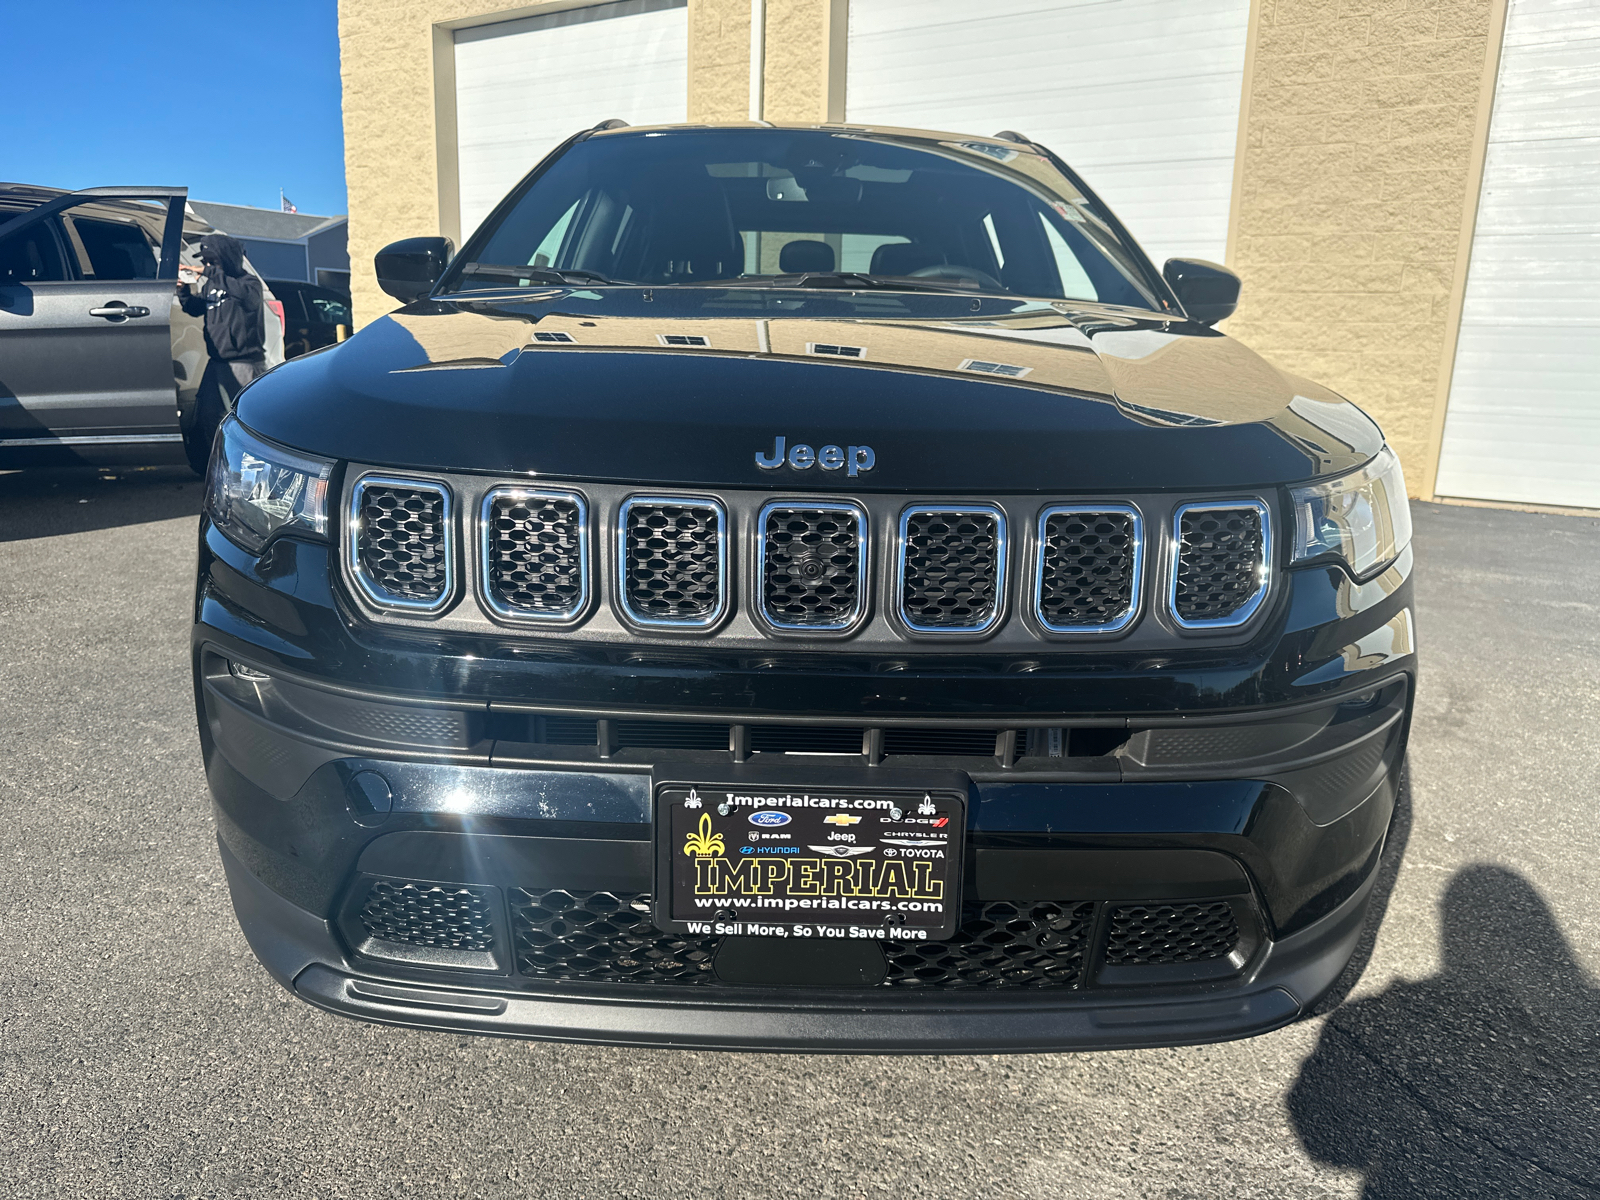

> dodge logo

[{"left": 755, "top": 435, "right": 875, "bottom": 477}]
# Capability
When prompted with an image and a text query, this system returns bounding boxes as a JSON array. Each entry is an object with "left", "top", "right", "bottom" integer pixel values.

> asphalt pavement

[{"left": 1, "top": 464, "right": 1596, "bottom": 1199}]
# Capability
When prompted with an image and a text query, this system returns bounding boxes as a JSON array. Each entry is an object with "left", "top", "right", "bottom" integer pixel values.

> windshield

[{"left": 441, "top": 129, "right": 1163, "bottom": 309}]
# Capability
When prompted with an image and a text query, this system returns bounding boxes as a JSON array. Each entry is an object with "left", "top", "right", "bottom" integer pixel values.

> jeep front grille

[
  {"left": 1171, "top": 502, "right": 1270, "bottom": 627},
  {"left": 897, "top": 505, "right": 1007, "bottom": 634},
  {"left": 1036, "top": 506, "right": 1141, "bottom": 633},
  {"left": 618, "top": 497, "right": 726, "bottom": 627},
  {"left": 759, "top": 502, "right": 865, "bottom": 630},
  {"left": 341, "top": 470, "right": 1282, "bottom": 641},
  {"left": 349, "top": 476, "right": 452, "bottom": 612},
  {"left": 481, "top": 488, "right": 587, "bottom": 621}
]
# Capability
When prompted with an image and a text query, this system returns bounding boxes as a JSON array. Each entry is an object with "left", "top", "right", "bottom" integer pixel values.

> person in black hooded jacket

[{"left": 177, "top": 232, "right": 265, "bottom": 471}]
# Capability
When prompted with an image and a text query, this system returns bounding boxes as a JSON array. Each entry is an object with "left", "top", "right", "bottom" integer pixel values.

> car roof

[{"left": 584, "top": 121, "right": 1031, "bottom": 152}]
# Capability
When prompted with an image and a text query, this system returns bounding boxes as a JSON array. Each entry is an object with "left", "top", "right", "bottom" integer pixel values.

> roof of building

[{"left": 188, "top": 201, "right": 346, "bottom": 242}]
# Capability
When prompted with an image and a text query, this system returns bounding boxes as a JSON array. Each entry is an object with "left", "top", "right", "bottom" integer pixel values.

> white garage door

[
  {"left": 1435, "top": 1, "right": 1600, "bottom": 509},
  {"left": 844, "top": 0, "right": 1251, "bottom": 268},
  {"left": 454, "top": 0, "right": 688, "bottom": 240}
]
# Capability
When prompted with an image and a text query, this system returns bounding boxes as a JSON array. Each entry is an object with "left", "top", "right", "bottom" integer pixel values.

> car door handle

[{"left": 89, "top": 304, "right": 151, "bottom": 320}]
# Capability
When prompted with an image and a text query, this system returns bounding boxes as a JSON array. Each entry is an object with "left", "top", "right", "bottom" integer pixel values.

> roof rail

[
  {"left": 992, "top": 130, "right": 1033, "bottom": 145},
  {"left": 591, "top": 118, "right": 630, "bottom": 131}
]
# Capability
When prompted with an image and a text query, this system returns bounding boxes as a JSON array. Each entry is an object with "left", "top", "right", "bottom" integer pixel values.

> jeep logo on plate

[{"left": 755, "top": 436, "right": 875, "bottom": 477}]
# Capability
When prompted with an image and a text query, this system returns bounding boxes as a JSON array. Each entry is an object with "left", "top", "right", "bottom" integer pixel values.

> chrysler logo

[{"left": 755, "top": 435, "right": 875, "bottom": 477}]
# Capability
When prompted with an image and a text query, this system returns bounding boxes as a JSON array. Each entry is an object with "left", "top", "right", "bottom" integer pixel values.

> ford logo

[{"left": 748, "top": 811, "right": 792, "bottom": 827}]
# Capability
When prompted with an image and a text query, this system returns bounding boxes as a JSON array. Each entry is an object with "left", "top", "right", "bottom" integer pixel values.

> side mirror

[
  {"left": 375, "top": 236, "right": 454, "bottom": 303},
  {"left": 1163, "top": 258, "right": 1241, "bottom": 326}
]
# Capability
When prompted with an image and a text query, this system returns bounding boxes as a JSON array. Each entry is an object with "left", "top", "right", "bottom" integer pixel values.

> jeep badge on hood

[{"left": 756, "top": 435, "right": 875, "bottom": 476}]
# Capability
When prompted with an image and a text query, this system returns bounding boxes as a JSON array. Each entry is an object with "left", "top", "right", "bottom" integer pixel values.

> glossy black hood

[{"left": 239, "top": 289, "right": 1383, "bottom": 492}]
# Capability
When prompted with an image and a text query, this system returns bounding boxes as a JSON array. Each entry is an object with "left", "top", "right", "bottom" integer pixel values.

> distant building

[{"left": 189, "top": 200, "right": 349, "bottom": 293}]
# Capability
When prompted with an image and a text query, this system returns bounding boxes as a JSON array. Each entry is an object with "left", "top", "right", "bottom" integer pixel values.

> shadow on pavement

[
  {"left": 1288, "top": 864, "right": 1600, "bottom": 1198},
  {"left": 0, "top": 465, "right": 203, "bottom": 542}
]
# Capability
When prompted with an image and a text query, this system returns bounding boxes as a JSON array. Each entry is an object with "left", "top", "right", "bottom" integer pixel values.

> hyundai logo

[{"left": 748, "top": 810, "right": 792, "bottom": 827}]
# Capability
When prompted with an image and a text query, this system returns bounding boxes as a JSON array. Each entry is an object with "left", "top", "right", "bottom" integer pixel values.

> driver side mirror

[
  {"left": 375, "top": 236, "right": 454, "bottom": 303},
  {"left": 1163, "top": 258, "right": 1241, "bottom": 326}
]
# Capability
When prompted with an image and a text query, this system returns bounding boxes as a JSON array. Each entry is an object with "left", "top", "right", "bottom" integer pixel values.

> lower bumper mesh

[
  {"left": 346, "top": 882, "right": 1249, "bottom": 988},
  {"left": 358, "top": 880, "right": 496, "bottom": 952},
  {"left": 1105, "top": 902, "right": 1240, "bottom": 965},
  {"left": 509, "top": 889, "right": 717, "bottom": 983},
  {"left": 881, "top": 901, "right": 1095, "bottom": 989}
]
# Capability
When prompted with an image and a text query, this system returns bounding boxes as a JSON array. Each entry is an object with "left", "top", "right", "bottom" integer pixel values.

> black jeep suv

[{"left": 194, "top": 123, "right": 1415, "bottom": 1052}]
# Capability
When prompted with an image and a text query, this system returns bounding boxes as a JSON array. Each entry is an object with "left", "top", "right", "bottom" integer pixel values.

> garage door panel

[
  {"left": 1437, "top": 0, "right": 1600, "bottom": 506},
  {"left": 454, "top": 0, "right": 687, "bottom": 240},
  {"left": 1475, "top": 143, "right": 1600, "bottom": 235},
  {"left": 846, "top": 0, "right": 1250, "bottom": 269}
]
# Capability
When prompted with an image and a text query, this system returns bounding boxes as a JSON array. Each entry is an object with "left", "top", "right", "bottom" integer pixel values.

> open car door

[{"left": 0, "top": 186, "right": 189, "bottom": 464}]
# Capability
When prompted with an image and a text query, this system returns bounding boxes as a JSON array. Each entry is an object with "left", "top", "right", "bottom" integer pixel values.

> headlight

[
  {"left": 1290, "top": 444, "right": 1412, "bottom": 580},
  {"left": 205, "top": 415, "right": 333, "bottom": 554}
]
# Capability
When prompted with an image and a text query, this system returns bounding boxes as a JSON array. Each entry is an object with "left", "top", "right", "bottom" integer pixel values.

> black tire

[{"left": 185, "top": 386, "right": 224, "bottom": 477}]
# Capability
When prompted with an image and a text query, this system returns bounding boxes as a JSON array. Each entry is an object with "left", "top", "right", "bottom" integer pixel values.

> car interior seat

[
  {"left": 778, "top": 239, "right": 835, "bottom": 274},
  {"left": 870, "top": 242, "right": 945, "bottom": 277}
]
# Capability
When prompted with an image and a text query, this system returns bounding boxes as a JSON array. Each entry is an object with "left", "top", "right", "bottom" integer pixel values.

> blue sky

[{"left": 5, "top": 1, "right": 347, "bottom": 216}]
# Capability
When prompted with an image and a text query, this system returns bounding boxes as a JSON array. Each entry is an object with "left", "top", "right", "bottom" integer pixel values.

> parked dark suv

[{"left": 194, "top": 122, "right": 1415, "bottom": 1052}]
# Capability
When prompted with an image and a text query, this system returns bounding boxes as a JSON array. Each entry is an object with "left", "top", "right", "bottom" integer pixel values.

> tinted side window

[
  {"left": 307, "top": 294, "right": 351, "bottom": 324},
  {"left": 0, "top": 223, "right": 70, "bottom": 284},
  {"left": 69, "top": 216, "right": 158, "bottom": 280}
]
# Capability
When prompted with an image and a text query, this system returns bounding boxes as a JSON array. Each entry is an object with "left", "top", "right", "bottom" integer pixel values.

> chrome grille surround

[
  {"left": 757, "top": 499, "right": 869, "bottom": 632},
  {"left": 895, "top": 504, "right": 1009, "bottom": 635},
  {"left": 1033, "top": 504, "right": 1143, "bottom": 635},
  {"left": 478, "top": 487, "right": 589, "bottom": 624},
  {"left": 1168, "top": 500, "right": 1272, "bottom": 629},
  {"left": 346, "top": 473, "right": 454, "bottom": 615},
  {"left": 616, "top": 495, "right": 728, "bottom": 629}
]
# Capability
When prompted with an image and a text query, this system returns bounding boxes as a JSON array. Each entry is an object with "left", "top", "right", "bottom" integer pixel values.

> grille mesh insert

[
  {"left": 881, "top": 901, "right": 1095, "bottom": 989},
  {"left": 1039, "top": 509, "right": 1138, "bottom": 628},
  {"left": 762, "top": 506, "right": 863, "bottom": 628},
  {"left": 485, "top": 492, "right": 584, "bottom": 616},
  {"left": 882, "top": 727, "right": 1000, "bottom": 757},
  {"left": 510, "top": 889, "right": 719, "bottom": 983},
  {"left": 622, "top": 501, "right": 723, "bottom": 623},
  {"left": 359, "top": 880, "right": 495, "bottom": 951},
  {"left": 355, "top": 484, "right": 449, "bottom": 603},
  {"left": 1174, "top": 506, "right": 1265, "bottom": 623},
  {"left": 1104, "top": 902, "right": 1240, "bottom": 965},
  {"left": 900, "top": 509, "right": 1003, "bottom": 630}
]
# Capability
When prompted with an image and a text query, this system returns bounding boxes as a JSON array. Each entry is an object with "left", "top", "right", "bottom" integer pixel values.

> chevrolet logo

[{"left": 823, "top": 813, "right": 861, "bottom": 826}]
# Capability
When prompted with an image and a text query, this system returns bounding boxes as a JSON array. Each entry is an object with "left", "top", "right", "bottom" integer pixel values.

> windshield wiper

[
  {"left": 456, "top": 263, "right": 622, "bottom": 287},
  {"left": 714, "top": 272, "right": 989, "bottom": 295}
]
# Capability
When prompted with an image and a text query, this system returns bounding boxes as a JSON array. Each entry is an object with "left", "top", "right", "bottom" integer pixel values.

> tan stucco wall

[
  {"left": 1225, "top": 0, "right": 1506, "bottom": 496},
  {"left": 338, "top": 0, "right": 505, "bottom": 331},
  {"left": 687, "top": 0, "right": 751, "bottom": 122}
]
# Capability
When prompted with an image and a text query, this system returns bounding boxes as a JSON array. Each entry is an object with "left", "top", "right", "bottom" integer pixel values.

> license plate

[{"left": 653, "top": 785, "right": 965, "bottom": 941}]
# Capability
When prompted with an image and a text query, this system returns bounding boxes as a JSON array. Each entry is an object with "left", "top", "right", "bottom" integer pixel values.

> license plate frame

[{"left": 652, "top": 784, "right": 966, "bottom": 942}]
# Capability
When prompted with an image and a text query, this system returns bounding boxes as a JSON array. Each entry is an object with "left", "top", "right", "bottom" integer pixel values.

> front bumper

[
  {"left": 221, "top": 832, "right": 1380, "bottom": 1052},
  {"left": 196, "top": 520, "right": 1414, "bottom": 1052}
]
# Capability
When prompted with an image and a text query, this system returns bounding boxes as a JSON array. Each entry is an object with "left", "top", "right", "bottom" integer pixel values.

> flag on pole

[{"left": 280, "top": 190, "right": 297, "bottom": 214}]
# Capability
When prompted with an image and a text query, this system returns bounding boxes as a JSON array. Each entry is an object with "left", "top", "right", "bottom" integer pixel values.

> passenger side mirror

[
  {"left": 375, "top": 236, "right": 454, "bottom": 303},
  {"left": 1163, "top": 258, "right": 1241, "bottom": 326}
]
